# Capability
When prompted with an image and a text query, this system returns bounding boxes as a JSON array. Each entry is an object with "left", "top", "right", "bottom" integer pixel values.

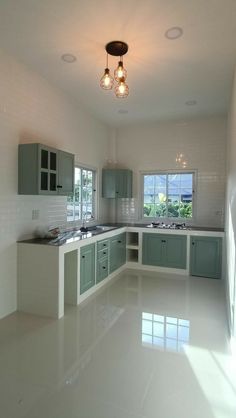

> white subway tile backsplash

[{"left": 0, "top": 48, "right": 110, "bottom": 319}]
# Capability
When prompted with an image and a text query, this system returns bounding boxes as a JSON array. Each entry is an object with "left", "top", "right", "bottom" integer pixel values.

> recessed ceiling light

[
  {"left": 118, "top": 109, "right": 128, "bottom": 114},
  {"left": 61, "top": 53, "right": 77, "bottom": 63},
  {"left": 165, "top": 27, "right": 183, "bottom": 40},
  {"left": 185, "top": 100, "right": 197, "bottom": 106}
]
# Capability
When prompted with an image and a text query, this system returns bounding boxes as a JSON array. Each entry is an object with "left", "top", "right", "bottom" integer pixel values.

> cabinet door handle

[
  {"left": 57, "top": 185, "right": 62, "bottom": 188},
  {"left": 102, "top": 266, "right": 106, "bottom": 270},
  {"left": 118, "top": 240, "right": 122, "bottom": 243},
  {"left": 103, "top": 244, "right": 106, "bottom": 247},
  {"left": 103, "top": 251, "right": 107, "bottom": 255},
  {"left": 161, "top": 240, "right": 166, "bottom": 243},
  {"left": 192, "top": 242, "right": 195, "bottom": 245},
  {"left": 82, "top": 255, "right": 85, "bottom": 258}
]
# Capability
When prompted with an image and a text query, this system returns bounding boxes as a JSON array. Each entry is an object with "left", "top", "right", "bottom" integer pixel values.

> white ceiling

[{"left": 0, "top": 0, "right": 236, "bottom": 126}]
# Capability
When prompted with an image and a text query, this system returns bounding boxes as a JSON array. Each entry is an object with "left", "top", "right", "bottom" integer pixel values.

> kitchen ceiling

[{"left": 0, "top": 0, "right": 236, "bottom": 126}]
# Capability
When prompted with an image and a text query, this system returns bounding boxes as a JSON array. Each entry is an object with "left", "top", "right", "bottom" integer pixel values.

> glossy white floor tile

[{"left": 0, "top": 270, "right": 235, "bottom": 418}]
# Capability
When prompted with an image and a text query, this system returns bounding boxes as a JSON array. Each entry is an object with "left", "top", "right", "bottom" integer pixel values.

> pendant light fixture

[
  {"left": 100, "top": 41, "right": 129, "bottom": 98},
  {"left": 100, "top": 53, "right": 114, "bottom": 90}
]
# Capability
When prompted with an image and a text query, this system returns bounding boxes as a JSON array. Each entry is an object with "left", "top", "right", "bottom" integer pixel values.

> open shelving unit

[{"left": 126, "top": 231, "right": 139, "bottom": 264}]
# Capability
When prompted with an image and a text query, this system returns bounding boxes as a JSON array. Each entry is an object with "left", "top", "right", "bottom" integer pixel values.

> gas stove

[{"left": 147, "top": 222, "right": 188, "bottom": 230}]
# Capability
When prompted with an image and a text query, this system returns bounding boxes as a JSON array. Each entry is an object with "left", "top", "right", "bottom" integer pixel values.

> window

[
  {"left": 142, "top": 171, "right": 194, "bottom": 219},
  {"left": 67, "top": 167, "right": 96, "bottom": 222}
]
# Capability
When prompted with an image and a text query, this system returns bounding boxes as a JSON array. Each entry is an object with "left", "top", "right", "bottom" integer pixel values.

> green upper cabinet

[
  {"left": 80, "top": 243, "right": 95, "bottom": 294},
  {"left": 110, "top": 233, "right": 126, "bottom": 273},
  {"left": 142, "top": 233, "right": 187, "bottom": 269},
  {"left": 102, "top": 169, "right": 132, "bottom": 198},
  {"left": 190, "top": 236, "right": 222, "bottom": 279},
  {"left": 18, "top": 143, "right": 74, "bottom": 195}
]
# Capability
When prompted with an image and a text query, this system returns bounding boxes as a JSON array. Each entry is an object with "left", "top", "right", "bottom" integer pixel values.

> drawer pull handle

[
  {"left": 103, "top": 251, "right": 107, "bottom": 255},
  {"left": 103, "top": 244, "right": 106, "bottom": 247},
  {"left": 82, "top": 255, "right": 85, "bottom": 258},
  {"left": 118, "top": 240, "right": 121, "bottom": 243},
  {"left": 192, "top": 242, "right": 195, "bottom": 245},
  {"left": 161, "top": 240, "right": 166, "bottom": 243},
  {"left": 102, "top": 266, "right": 106, "bottom": 270},
  {"left": 57, "top": 185, "right": 62, "bottom": 188}
]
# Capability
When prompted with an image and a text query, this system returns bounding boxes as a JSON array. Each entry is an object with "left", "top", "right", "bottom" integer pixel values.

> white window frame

[
  {"left": 140, "top": 169, "right": 196, "bottom": 222},
  {"left": 67, "top": 164, "right": 98, "bottom": 224}
]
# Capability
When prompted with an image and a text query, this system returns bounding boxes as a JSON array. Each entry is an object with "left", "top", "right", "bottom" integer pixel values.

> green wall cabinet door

[
  {"left": 57, "top": 151, "right": 74, "bottom": 195},
  {"left": 80, "top": 243, "right": 95, "bottom": 294},
  {"left": 110, "top": 233, "right": 126, "bottom": 273},
  {"left": 190, "top": 236, "right": 222, "bottom": 279},
  {"left": 102, "top": 169, "right": 132, "bottom": 198},
  {"left": 18, "top": 143, "right": 74, "bottom": 195},
  {"left": 142, "top": 233, "right": 187, "bottom": 269},
  {"left": 96, "top": 238, "right": 109, "bottom": 284}
]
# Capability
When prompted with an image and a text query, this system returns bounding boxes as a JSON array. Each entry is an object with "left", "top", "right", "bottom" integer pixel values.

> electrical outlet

[{"left": 32, "top": 209, "right": 39, "bottom": 220}]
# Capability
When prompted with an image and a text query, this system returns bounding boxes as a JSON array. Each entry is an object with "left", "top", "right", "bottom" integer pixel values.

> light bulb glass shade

[
  {"left": 114, "top": 60, "right": 127, "bottom": 81},
  {"left": 100, "top": 68, "right": 114, "bottom": 90},
  {"left": 115, "top": 78, "right": 129, "bottom": 98}
]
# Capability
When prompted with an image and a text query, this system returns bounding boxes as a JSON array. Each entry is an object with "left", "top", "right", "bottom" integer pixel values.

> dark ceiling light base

[{"left": 105, "top": 41, "right": 128, "bottom": 57}]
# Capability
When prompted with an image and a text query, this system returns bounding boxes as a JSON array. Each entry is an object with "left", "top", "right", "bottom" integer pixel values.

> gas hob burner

[{"left": 150, "top": 222, "right": 187, "bottom": 230}]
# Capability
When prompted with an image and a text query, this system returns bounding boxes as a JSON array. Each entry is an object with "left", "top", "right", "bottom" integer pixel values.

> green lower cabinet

[
  {"left": 190, "top": 236, "right": 222, "bottom": 279},
  {"left": 110, "top": 233, "right": 126, "bottom": 273},
  {"left": 97, "top": 258, "right": 109, "bottom": 283},
  {"left": 80, "top": 243, "right": 95, "bottom": 295},
  {"left": 142, "top": 233, "right": 187, "bottom": 269},
  {"left": 96, "top": 238, "right": 109, "bottom": 284}
]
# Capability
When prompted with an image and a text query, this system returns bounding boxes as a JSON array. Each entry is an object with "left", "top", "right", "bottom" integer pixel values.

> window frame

[
  {"left": 140, "top": 169, "right": 196, "bottom": 222},
  {"left": 67, "top": 164, "right": 98, "bottom": 224}
]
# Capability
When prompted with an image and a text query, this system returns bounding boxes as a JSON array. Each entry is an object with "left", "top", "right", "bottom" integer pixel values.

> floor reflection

[{"left": 142, "top": 312, "right": 190, "bottom": 352}]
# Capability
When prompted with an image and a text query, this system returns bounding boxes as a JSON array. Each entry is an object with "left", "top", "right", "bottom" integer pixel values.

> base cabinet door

[
  {"left": 142, "top": 234, "right": 164, "bottom": 266},
  {"left": 97, "top": 258, "right": 109, "bottom": 283},
  {"left": 190, "top": 236, "right": 222, "bottom": 279},
  {"left": 165, "top": 235, "right": 187, "bottom": 269},
  {"left": 142, "top": 233, "right": 187, "bottom": 269},
  {"left": 110, "top": 233, "right": 126, "bottom": 273},
  {"left": 80, "top": 244, "right": 95, "bottom": 294}
]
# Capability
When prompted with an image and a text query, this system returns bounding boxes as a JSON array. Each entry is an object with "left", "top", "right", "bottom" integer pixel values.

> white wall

[
  {"left": 225, "top": 68, "right": 236, "bottom": 336},
  {"left": 114, "top": 117, "right": 226, "bottom": 226},
  {"left": 0, "top": 48, "right": 110, "bottom": 319}
]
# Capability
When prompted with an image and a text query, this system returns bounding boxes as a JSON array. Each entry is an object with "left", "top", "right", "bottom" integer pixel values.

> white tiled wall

[
  {"left": 0, "top": 48, "right": 110, "bottom": 319},
  {"left": 115, "top": 117, "right": 227, "bottom": 227},
  {"left": 225, "top": 65, "right": 236, "bottom": 335}
]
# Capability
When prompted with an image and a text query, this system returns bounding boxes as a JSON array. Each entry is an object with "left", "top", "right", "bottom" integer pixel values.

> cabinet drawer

[
  {"left": 97, "top": 258, "right": 109, "bottom": 283},
  {"left": 97, "top": 239, "right": 109, "bottom": 251},
  {"left": 97, "top": 248, "right": 108, "bottom": 260}
]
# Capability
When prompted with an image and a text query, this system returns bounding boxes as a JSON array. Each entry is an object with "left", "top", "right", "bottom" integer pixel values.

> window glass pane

[
  {"left": 40, "top": 172, "right": 48, "bottom": 190},
  {"left": 41, "top": 149, "right": 48, "bottom": 169},
  {"left": 67, "top": 167, "right": 95, "bottom": 222},
  {"left": 143, "top": 172, "right": 193, "bottom": 219},
  {"left": 50, "top": 152, "right": 56, "bottom": 171}
]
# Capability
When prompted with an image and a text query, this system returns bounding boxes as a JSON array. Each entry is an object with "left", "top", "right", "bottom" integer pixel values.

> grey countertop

[{"left": 18, "top": 223, "right": 224, "bottom": 246}]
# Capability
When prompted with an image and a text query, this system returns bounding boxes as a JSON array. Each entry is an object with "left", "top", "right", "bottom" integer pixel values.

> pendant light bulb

[
  {"left": 100, "top": 68, "right": 114, "bottom": 90},
  {"left": 115, "top": 77, "right": 129, "bottom": 98},
  {"left": 114, "top": 59, "right": 127, "bottom": 81}
]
